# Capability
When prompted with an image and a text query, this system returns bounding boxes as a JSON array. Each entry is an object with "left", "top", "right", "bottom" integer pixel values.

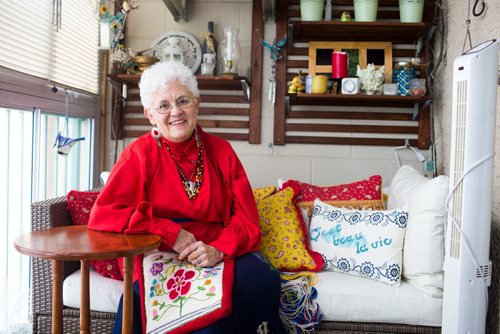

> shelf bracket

[
  {"left": 262, "top": 0, "right": 276, "bottom": 22},
  {"left": 413, "top": 99, "right": 432, "bottom": 120},
  {"left": 162, "top": 0, "right": 187, "bottom": 22},
  {"left": 240, "top": 79, "right": 251, "bottom": 102},
  {"left": 287, "top": 24, "right": 294, "bottom": 54}
]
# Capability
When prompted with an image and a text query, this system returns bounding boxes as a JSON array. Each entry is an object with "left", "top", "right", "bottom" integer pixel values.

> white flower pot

[
  {"left": 300, "top": 0, "right": 324, "bottom": 21},
  {"left": 354, "top": 0, "right": 378, "bottom": 22},
  {"left": 399, "top": 0, "right": 425, "bottom": 23}
]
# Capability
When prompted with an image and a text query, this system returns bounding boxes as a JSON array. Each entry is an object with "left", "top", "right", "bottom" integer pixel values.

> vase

[
  {"left": 354, "top": 0, "right": 378, "bottom": 22},
  {"left": 399, "top": 0, "right": 424, "bottom": 23},
  {"left": 300, "top": 0, "right": 324, "bottom": 21}
]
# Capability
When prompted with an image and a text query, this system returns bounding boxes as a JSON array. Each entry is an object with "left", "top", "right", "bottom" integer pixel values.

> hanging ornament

[
  {"left": 53, "top": 132, "right": 85, "bottom": 155},
  {"left": 53, "top": 90, "right": 85, "bottom": 156},
  {"left": 260, "top": 35, "right": 287, "bottom": 105}
]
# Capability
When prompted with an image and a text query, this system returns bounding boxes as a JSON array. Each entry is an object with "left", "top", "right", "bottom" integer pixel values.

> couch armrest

[{"left": 31, "top": 195, "right": 80, "bottom": 316}]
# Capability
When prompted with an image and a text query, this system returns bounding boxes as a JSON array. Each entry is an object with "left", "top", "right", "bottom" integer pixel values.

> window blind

[{"left": 0, "top": 0, "right": 100, "bottom": 94}]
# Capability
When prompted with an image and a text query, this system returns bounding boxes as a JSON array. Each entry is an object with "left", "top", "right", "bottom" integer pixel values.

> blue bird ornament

[{"left": 53, "top": 132, "right": 85, "bottom": 156}]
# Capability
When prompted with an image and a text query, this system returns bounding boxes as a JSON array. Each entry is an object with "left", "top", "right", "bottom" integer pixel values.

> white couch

[{"left": 62, "top": 165, "right": 448, "bottom": 333}]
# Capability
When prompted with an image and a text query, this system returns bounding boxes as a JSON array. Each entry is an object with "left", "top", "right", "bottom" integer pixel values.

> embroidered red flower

[{"left": 166, "top": 269, "right": 196, "bottom": 300}]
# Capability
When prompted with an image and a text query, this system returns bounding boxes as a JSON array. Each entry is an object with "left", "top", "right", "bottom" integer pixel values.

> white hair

[{"left": 139, "top": 61, "right": 200, "bottom": 109}]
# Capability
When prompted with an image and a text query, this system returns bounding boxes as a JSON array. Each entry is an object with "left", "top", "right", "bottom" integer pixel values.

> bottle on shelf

[
  {"left": 201, "top": 21, "right": 218, "bottom": 76},
  {"left": 324, "top": 0, "right": 332, "bottom": 21}
]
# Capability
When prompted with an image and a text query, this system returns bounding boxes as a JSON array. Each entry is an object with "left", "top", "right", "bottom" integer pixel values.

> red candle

[{"left": 331, "top": 52, "right": 348, "bottom": 79}]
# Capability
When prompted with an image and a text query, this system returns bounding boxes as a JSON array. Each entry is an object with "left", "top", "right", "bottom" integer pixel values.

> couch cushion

[
  {"left": 310, "top": 200, "right": 408, "bottom": 286},
  {"left": 257, "top": 186, "right": 324, "bottom": 272},
  {"left": 63, "top": 267, "right": 123, "bottom": 313},
  {"left": 388, "top": 165, "right": 449, "bottom": 297},
  {"left": 315, "top": 271, "right": 442, "bottom": 326}
]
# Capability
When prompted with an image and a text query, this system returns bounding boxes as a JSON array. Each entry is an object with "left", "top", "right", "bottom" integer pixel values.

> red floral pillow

[
  {"left": 282, "top": 175, "right": 385, "bottom": 216},
  {"left": 66, "top": 190, "right": 123, "bottom": 281}
]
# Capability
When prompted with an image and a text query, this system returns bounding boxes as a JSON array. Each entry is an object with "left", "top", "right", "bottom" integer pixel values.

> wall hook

[{"left": 472, "top": 0, "right": 485, "bottom": 17}]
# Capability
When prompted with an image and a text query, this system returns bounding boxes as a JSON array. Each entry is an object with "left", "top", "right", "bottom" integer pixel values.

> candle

[
  {"left": 226, "top": 29, "right": 233, "bottom": 61},
  {"left": 331, "top": 52, "right": 348, "bottom": 79}
]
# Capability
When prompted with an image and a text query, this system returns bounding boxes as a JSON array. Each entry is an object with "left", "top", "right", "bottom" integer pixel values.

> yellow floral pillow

[
  {"left": 257, "top": 186, "right": 324, "bottom": 272},
  {"left": 252, "top": 185, "right": 277, "bottom": 203}
]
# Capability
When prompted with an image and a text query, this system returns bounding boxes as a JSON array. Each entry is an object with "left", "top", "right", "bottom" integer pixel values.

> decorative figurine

[
  {"left": 341, "top": 11, "right": 352, "bottom": 22},
  {"left": 288, "top": 71, "right": 306, "bottom": 94},
  {"left": 356, "top": 64, "right": 385, "bottom": 95}
]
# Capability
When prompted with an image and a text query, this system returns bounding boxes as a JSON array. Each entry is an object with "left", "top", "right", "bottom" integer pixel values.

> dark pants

[{"left": 113, "top": 253, "right": 281, "bottom": 334}]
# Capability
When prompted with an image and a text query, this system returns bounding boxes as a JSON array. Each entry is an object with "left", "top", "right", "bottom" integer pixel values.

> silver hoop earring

[{"left": 151, "top": 126, "right": 162, "bottom": 147}]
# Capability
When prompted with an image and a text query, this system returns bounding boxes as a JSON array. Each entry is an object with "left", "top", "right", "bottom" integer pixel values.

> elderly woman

[{"left": 88, "top": 61, "right": 281, "bottom": 333}]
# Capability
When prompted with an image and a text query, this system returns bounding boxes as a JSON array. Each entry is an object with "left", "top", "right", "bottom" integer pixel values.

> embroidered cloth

[{"left": 143, "top": 251, "right": 233, "bottom": 334}]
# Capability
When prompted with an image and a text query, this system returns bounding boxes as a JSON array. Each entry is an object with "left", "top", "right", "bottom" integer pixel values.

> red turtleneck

[{"left": 88, "top": 127, "right": 261, "bottom": 280}]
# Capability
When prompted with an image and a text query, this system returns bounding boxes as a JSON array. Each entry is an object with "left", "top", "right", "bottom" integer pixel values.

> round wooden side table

[{"left": 14, "top": 225, "right": 161, "bottom": 334}]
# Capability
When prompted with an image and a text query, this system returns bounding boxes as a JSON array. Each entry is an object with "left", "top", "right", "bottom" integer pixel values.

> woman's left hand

[{"left": 178, "top": 241, "right": 224, "bottom": 267}]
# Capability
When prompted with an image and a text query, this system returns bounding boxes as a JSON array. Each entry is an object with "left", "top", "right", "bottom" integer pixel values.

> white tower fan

[{"left": 442, "top": 39, "right": 499, "bottom": 333}]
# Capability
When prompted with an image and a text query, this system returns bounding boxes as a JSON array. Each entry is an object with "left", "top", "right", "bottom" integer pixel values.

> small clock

[{"left": 341, "top": 78, "right": 360, "bottom": 95}]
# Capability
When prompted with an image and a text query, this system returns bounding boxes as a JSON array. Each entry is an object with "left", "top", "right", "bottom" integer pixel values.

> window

[
  {"left": 0, "top": 107, "right": 94, "bottom": 330},
  {"left": 0, "top": 0, "right": 100, "bottom": 93},
  {"left": 34, "top": 112, "right": 94, "bottom": 200},
  {"left": 0, "top": 2, "right": 101, "bottom": 329},
  {"left": 0, "top": 108, "right": 32, "bottom": 329}
]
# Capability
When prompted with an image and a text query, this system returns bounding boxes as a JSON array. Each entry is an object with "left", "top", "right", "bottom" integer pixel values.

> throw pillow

[
  {"left": 66, "top": 190, "right": 99, "bottom": 225},
  {"left": 257, "top": 186, "right": 324, "bottom": 272},
  {"left": 282, "top": 175, "right": 385, "bottom": 217},
  {"left": 252, "top": 185, "right": 277, "bottom": 203},
  {"left": 309, "top": 199, "right": 408, "bottom": 286},
  {"left": 66, "top": 190, "right": 123, "bottom": 281},
  {"left": 388, "top": 165, "right": 449, "bottom": 297}
]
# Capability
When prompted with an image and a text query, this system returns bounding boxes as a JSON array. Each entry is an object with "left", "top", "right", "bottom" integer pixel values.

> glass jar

[
  {"left": 393, "top": 62, "right": 416, "bottom": 96},
  {"left": 410, "top": 78, "right": 426, "bottom": 96}
]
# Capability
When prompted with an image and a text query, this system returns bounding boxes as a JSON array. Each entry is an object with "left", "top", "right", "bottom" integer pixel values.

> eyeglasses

[{"left": 153, "top": 96, "right": 194, "bottom": 115}]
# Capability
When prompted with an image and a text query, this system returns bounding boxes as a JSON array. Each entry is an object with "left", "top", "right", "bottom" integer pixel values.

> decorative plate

[{"left": 151, "top": 31, "right": 202, "bottom": 74}]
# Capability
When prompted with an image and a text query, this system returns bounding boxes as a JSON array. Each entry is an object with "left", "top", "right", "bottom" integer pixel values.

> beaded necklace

[{"left": 164, "top": 131, "right": 204, "bottom": 199}]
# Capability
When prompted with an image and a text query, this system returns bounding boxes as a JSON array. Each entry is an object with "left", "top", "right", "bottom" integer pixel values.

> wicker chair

[
  {"left": 31, "top": 195, "right": 115, "bottom": 334},
  {"left": 30, "top": 194, "right": 500, "bottom": 334}
]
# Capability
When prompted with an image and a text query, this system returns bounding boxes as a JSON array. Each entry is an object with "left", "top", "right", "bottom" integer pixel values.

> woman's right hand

[{"left": 172, "top": 228, "right": 197, "bottom": 253}]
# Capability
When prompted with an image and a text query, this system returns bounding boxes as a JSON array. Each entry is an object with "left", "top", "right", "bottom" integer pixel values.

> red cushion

[
  {"left": 282, "top": 175, "right": 385, "bottom": 216},
  {"left": 66, "top": 190, "right": 123, "bottom": 281},
  {"left": 66, "top": 190, "right": 99, "bottom": 225}
]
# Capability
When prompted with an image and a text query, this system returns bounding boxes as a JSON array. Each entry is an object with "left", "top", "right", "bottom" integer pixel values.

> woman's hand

[
  {"left": 178, "top": 241, "right": 224, "bottom": 267},
  {"left": 172, "top": 228, "right": 197, "bottom": 253}
]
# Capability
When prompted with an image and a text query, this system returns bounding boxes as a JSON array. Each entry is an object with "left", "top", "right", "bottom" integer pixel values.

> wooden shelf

[
  {"left": 289, "top": 93, "right": 432, "bottom": 107},
  {"left": 108, "top": 74, "right": 248, "bottom": 91},
  {"left": 196, "top": 76, "right": 249, "bottom": 91},
  {"left": 289, "top": 21, "right": 433, "bottom": 43},
  {"left": 273, "top": 0, "right": 436, "bottom": 148}
]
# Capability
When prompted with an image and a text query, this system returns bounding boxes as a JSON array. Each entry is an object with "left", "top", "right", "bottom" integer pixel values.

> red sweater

[{"left": 88, "top": 126, "right": 261, "bottom": 281}]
